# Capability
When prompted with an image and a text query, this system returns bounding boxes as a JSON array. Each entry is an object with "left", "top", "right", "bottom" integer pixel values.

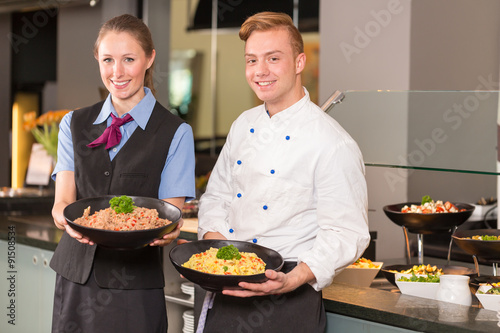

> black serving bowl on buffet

[
  {"left": 381, "top": 264, "right": 476, "bottom": 287},
  {"left": 169, "top": 239, "right": 284, "bottom": 292},
  {"left": 383, "top": 202, "right": 475, "bottom": 234},
  {"left": 469, "top": 275, "right": 500, "bottom": 293},
  {"left": 452, "top": 229, "right": 500, "bottom": 262},
  {"left": 64, "top": 195, "right": 181, "bottom": 250}
]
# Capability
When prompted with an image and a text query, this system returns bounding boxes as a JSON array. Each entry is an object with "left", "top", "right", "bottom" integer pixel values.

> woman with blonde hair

[{"left": 50, "top": 14, "right": 195, "bottom": 332}]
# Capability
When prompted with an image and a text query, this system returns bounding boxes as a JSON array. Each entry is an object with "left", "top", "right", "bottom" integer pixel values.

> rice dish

[
  {"left": 349, "top": 257, "right": 382, "bottom": 269},
  {"left": 74, "top": 206, "right": 172, "bottom": 231},
  {"left": 182, "top": 247, "right": 266, "bottom": 275}
]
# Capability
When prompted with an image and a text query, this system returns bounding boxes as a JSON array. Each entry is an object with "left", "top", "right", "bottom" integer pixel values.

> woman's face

[{"left": 96, "top": 31, "right": 155, "bottom": 107}]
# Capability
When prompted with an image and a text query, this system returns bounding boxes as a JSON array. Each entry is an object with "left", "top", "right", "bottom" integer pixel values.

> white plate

[
  {"left": 395, "top": 273, "right": 440, "bottom": 300},
  {"left": 181, "top": 288, "right": 195, "bottom": 295},
  {"left": 181, "top": 282, "right": 195, "bottom": 289}
]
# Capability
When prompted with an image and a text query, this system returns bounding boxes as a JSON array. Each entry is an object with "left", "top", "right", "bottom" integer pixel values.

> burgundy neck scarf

[{"left": 87, "top": 113, "right": 134, "bottom": 150}]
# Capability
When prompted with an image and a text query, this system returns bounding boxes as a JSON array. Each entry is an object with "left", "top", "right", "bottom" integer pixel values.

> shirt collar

[{"left": 92, "top": 87, "right": 156, "bottom": 130}]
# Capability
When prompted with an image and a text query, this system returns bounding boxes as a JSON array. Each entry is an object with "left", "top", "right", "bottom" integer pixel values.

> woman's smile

[{"left": 97, "top": 31, "right": 155, "bottom": 113}]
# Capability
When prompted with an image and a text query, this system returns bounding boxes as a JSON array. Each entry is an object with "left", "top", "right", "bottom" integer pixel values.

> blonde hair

[
  {"left": 239, "top": 12, "right": 304, "bottom": 57},
  {"left": 94, "top": 14, "right": 156, "bottom": 95}
]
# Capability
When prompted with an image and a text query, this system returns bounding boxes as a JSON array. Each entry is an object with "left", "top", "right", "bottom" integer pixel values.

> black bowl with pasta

[
  {"left": 169, "top": 239, "right": 284, "bottom": 292},
  {"left": 64, "top": 195, "right": 181, "bottom": 249}
]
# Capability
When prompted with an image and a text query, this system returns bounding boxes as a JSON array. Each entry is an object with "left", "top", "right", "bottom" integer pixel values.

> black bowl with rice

[{"left": 64, "top": 195, "right": 181, "bottom": 249}]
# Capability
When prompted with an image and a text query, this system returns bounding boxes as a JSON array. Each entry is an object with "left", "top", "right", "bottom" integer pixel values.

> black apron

[
  {"left": 194, "top": 262, "right": 327, "bottom": 333},
  {"left": 52, "top": 267, "right": 167, "bottom": 333}
]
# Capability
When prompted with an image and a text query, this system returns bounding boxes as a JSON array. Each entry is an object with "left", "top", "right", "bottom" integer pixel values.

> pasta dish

[{"left": 182, "top": 247, "right": 266, "bottom": 275}]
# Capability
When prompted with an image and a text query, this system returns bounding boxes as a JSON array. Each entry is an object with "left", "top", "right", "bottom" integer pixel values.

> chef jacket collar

[
  {"left": 264, "top": 87, "right": 310, "bottom": 120},
  {"left": 91, "top": 87, "right": 156, "bottom": 130}
]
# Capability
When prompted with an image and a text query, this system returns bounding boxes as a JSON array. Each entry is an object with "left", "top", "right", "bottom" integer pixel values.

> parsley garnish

[
  {"left": 109, "top": 195, "right": 136, "bottom": 214},
  {"left": 216, "top": 245, "right": 242, "bottom": 260},
  {"left": 421, "top": 195, "right": 432, "bottom": 205}
]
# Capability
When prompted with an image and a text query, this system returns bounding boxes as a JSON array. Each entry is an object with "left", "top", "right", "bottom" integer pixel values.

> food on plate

[
  {"left": 478, "top": 287, "right": 500, "bottom": 295},
  {"left": 463, "top": 235, "right": 500, "bottom": 241},
  {"left": 479, "top": 282, "right": 500, "bottom": 289},
  {"left": 397, "top": 272, "right": 440, "bottom": 283},
  {"left": 401, "top": 195, "right": 466, "bottom": 214},
  {"left": 182, "top": 245, "right": 266, "bottom": 275},
  {"left": 389, "top": 264, "right": 443, "bottom": 276},
  {"left": 73, "top": 195, "right": 172, "bottom": 231},
  {"left": 349, "top": 257, "right": 382, "bottom": 269}
]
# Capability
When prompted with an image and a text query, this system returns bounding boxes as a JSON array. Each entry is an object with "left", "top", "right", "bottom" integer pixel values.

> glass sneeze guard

[
  {"left": 326, "top": 90, "right": 499, "bottom": 176},
  {"left": 325, "top": 90, "right": 500, "bottom": 267}
]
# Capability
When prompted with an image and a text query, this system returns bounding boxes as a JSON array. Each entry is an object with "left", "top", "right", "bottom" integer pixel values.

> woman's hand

[
  {"left": 222, "top": 263, "right": 315, "bottom": 297},
  {"left": 64, "top": 224, "right": 94, "bottom": 245},
  {"left": 150, "top": 218, "right": 184, "bottom": 247},
  {"left": 52, "top": 170, "right": 94, "bottom": 245},
  {"left": 53, "top": 201, "right": 94, "bottom": 245},
  {"left": 52, "top": 201, "right": 68, "bottom": 231},
  {"left": 150, "top": 196, "right": 187, "bottom": 247}
]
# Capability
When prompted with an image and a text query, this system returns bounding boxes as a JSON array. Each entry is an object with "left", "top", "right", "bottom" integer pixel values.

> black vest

[{"left": 50, "top": 101, "right": 184, "bottom": 289}]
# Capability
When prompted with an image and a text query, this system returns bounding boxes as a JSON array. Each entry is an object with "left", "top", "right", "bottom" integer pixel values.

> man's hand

[{"left": 222, "top": 262, "right": 315, "bottom": 297}]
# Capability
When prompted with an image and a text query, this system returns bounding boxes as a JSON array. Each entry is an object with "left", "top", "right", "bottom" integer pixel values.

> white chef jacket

[{"left": 198, "top": 88, "right": 370, "bottom": 290}]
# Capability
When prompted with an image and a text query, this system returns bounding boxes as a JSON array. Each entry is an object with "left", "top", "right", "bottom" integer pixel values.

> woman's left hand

[
  {"left": 149, "top": 218, "right": 184, "bottom": 247},
  {"left": 222, "top": 262, "right": 315, "bottom": 297}
]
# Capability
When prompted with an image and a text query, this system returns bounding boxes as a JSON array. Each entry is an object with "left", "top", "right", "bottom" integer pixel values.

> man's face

[{"left": 244, "top": 28, "right": 305, "bottom": 115}]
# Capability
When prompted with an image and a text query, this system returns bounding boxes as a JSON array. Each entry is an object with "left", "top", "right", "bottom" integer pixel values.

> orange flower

[
  {"left": 23, "top": 109, "right": 71, "bottom": 161},
  {"left": 23, "top": 120, "right": 37, "bottom": 131},
  {"left": 23, "top": 109, "right": 70, "bottom": 129},
  {"left": 23, "top": 111, "right": 37, "bottom": 123}
]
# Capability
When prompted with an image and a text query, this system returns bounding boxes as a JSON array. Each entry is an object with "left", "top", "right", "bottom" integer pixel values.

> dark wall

[
  {"left": 189, "top": 0, "right": 319, "bottom": 32},
  {"left": 1, "top": 9, "right": 58, "bottom": 187},
  {"left": 11, "top": 10, "right": 57, "bottom": 90},
  {"left": 0, "top": 14, "right": 12, "bottom": 187}
]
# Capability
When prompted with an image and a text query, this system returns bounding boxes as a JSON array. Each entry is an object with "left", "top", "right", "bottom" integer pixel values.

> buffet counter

[
  {"left": 1, "top": 215, "right": 499, "bottom": 332},
  {"left": 323, "top": 280, "right": 499, "bottom": 332}
]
